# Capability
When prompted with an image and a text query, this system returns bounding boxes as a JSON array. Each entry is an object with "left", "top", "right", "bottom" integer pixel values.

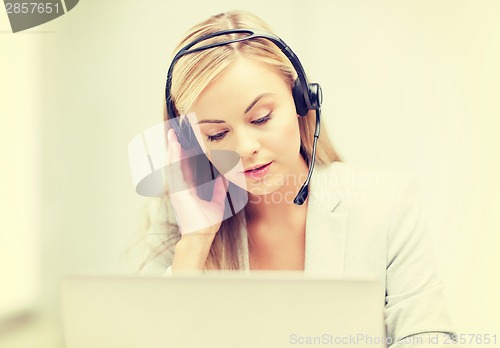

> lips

[
  {"left": 244, "top": 161, "right": 272, "bottom": 172},
  {"left": 242, "top": 161, "right": 273, "bottom": 179}
]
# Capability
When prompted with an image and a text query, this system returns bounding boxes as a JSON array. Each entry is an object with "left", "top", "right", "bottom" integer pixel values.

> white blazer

[{"left": 141, "top": 161, "right": 456, "bottom": 346}]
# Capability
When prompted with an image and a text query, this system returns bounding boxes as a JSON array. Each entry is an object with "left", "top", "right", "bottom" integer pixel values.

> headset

[{"left": 165, "top": 29, "right": 321, "bottom": 205}]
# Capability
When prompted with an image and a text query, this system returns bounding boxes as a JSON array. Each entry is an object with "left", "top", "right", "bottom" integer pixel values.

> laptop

[{"left": 60, "top": 273, "right": 386, "bottom": 348}]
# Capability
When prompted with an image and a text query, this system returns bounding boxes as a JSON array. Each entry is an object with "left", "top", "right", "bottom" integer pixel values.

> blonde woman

[{"left": 140, "top": 10, "right": 455, "bottom": 346}]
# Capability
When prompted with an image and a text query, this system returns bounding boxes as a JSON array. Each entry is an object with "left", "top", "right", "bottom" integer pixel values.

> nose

[{"left": 235, "top": 132, "right": 261, "bottom": 159}]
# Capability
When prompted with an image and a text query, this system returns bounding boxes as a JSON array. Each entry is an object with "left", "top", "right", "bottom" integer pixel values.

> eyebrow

[
  {"left": 244, "top": 93, "right": 270, "bottom": 114},
  {"left": 197, "top": 93, "right": 272, "bottom": 124}
]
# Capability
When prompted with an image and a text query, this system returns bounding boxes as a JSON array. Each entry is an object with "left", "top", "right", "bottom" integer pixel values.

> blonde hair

[{"left": 142, "top": 10, "right": 340, "bottom": 271}]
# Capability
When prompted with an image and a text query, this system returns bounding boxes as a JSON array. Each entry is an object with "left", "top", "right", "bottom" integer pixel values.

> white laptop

[{"left": 60, "top": 273, "right": 386, "bottom": 348}]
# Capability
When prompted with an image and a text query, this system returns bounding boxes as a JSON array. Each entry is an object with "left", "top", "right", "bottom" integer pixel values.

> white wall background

[
  {"left": 1, "top": 1, "right": 499, "bottom": 347},
  {"left": 0, "top": 20, "right": 41, "bottom": 321}
]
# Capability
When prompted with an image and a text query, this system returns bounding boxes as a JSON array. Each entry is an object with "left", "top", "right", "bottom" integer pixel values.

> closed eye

[
  {"left": 206, "top": 131, "right": 228, "bottom": 142},
  {"left": 251, "top": 113, "right": 272, "bottom": 125},
  {"left": 206, "top": 114, "right": 272, "bottom": 142}
]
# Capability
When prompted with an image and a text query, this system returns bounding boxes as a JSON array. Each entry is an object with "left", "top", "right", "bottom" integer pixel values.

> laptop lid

[{"left": 60, "top": 273, "right": 386, "bottom": 348}]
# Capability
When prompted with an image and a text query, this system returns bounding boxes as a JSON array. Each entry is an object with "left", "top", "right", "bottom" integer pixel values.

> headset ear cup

[
  {"left": 292, "top": 78, "right": 309, "bottom": 117},
  {"left": 308, "top": 83, "right": 323, "bottom": 110}
]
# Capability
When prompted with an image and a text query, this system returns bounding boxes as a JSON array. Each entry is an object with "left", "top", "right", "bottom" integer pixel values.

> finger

[
  {"left": 167, "top": 129, "right": 188, "bottom": 192},
  {"left": 170, "top": 128, "right": 197, "bottom": 189},
  {"left": 211, "top": 174, "right": 228, "bottom": 205},
  {"left": 168, "top": 129, "right": 182, "bottom": 162},
  {"left": 180, "top": 156, "right": 195, "bottom": 189}
]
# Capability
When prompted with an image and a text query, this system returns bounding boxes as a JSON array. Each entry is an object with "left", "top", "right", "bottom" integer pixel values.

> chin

[
  {"left": 247, "top": 186, "right": 278, "bottom": 196},
  {"left": 226, "top": 179, "right": 273, "bottom": 196},
  {"left": 245, "top": 176, "right": 284, "bottom": 197}
]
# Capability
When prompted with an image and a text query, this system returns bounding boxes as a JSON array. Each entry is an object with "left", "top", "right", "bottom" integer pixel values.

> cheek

[
  {"left": 206, "top": 150, "right": 247, "bottom": 189},
  {"left": 286, "top": 117, "right": 302, "bottom": 144},
  {"left": 264, "top": 116, "right": 301, "bottom": 158}
]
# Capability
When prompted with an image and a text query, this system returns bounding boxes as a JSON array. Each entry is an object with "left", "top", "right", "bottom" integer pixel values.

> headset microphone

[{"left": 293, "top": 107, "right": 321, "bottom": 205}]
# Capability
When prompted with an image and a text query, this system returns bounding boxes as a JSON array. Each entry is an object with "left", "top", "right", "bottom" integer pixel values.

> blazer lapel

[{"left": 304, "top": 165, "right": 349, "bottom": 276}]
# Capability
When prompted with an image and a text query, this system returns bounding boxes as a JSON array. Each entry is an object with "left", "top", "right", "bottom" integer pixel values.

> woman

[{"left": 141, "top": 10, "right": 455, "bottom": 346}]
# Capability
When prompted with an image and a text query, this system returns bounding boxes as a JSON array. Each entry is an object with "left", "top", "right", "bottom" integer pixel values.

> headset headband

[{"left": 165, "top": 29, "right": 313, "bottom": 118}]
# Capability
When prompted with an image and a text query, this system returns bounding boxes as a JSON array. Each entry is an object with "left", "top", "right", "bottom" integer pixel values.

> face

[{"left": 188, "top": 56, "right": 305, "bottom": 196}]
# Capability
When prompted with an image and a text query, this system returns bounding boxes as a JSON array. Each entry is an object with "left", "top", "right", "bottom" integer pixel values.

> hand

[{"left": 166, "top": 128, "right": 228, "bottom": 237}]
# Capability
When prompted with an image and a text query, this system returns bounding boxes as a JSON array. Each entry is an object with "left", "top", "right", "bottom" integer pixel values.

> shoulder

[
  {"left": 315, "top": 161, "right": 414, "bottom": 187},
  {"left": 312, "top": 161, "right": 418, "bottom": 214},
  {"left": 312, "top": 162, "right": 429, "bottom": 265}
]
